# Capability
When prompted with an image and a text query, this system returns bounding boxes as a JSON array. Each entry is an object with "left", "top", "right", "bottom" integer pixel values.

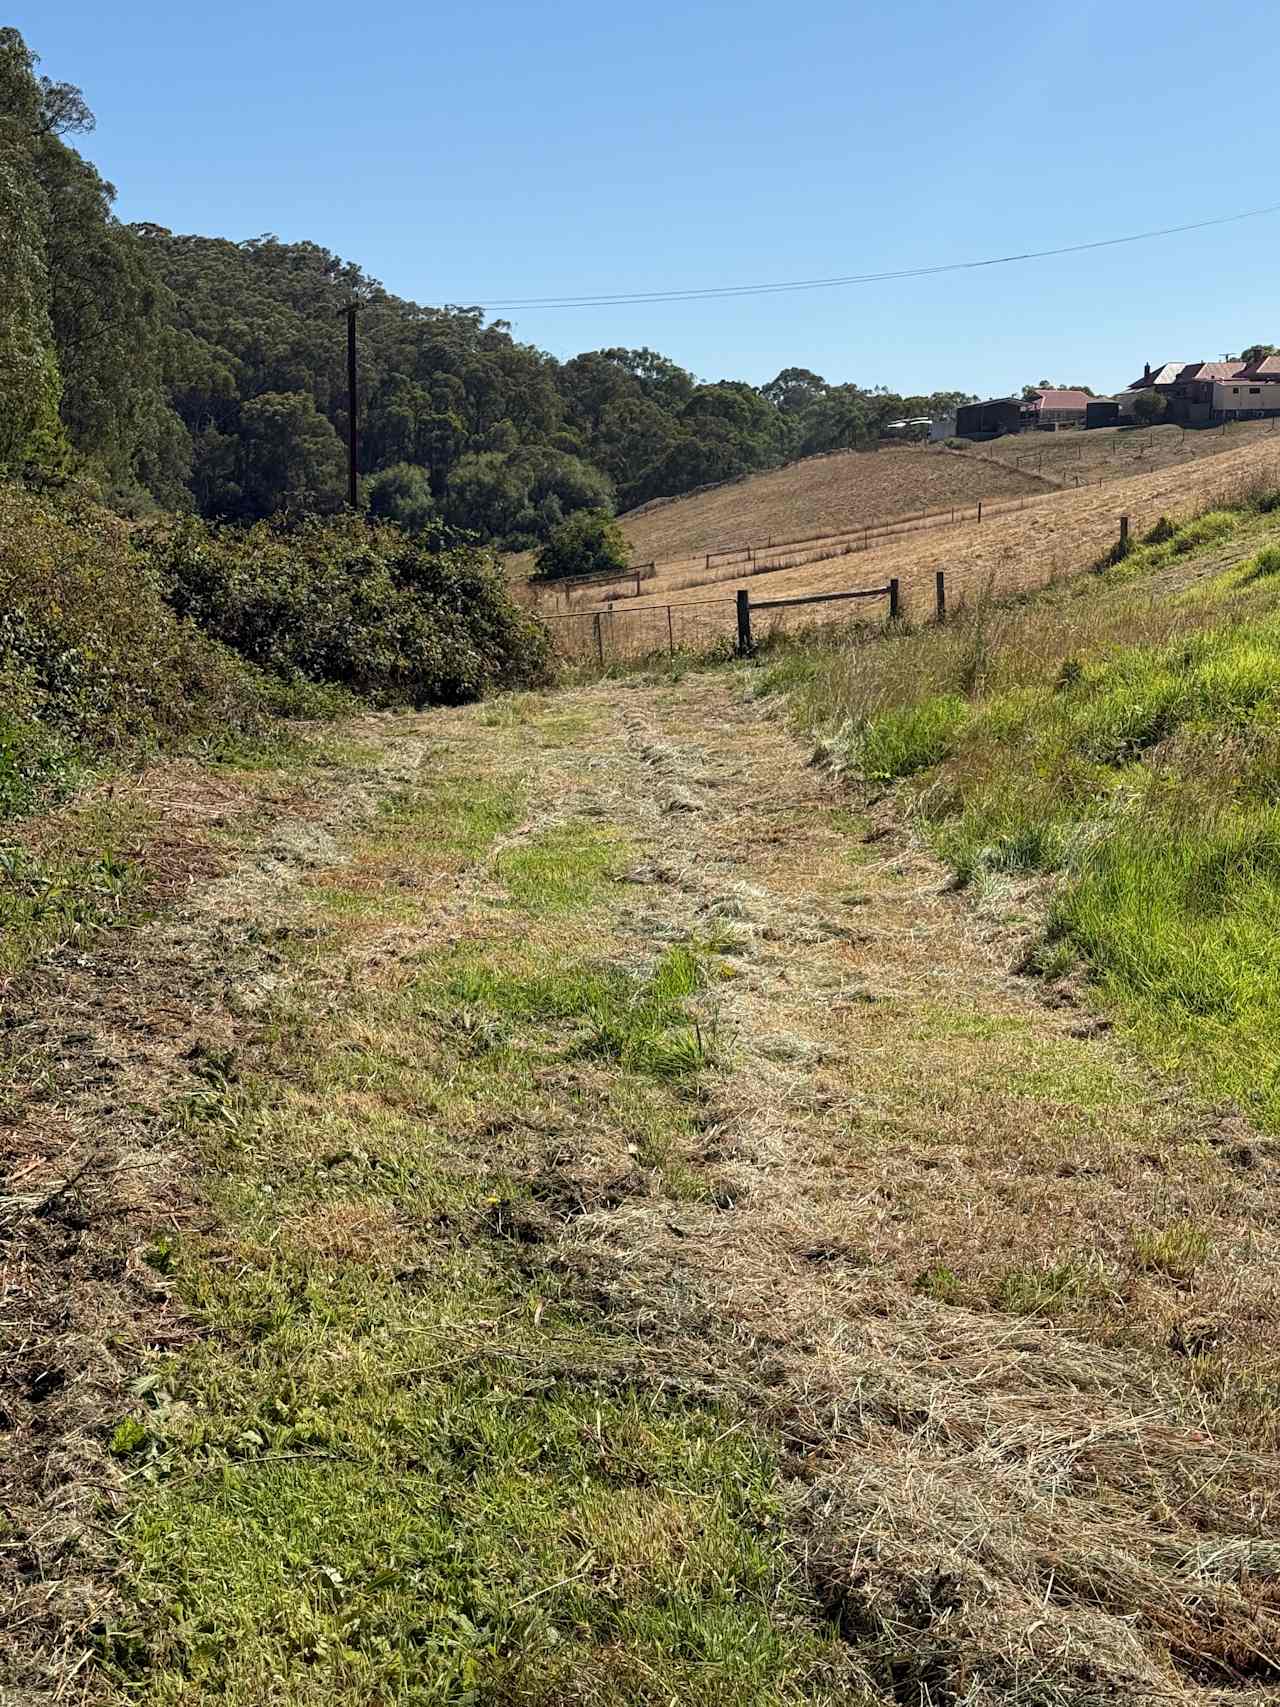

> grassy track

[{"left": 6, "top": 596, "right": 1280, "bottom": 1701}]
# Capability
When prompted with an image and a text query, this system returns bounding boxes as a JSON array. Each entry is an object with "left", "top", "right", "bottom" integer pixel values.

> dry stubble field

[
  {"left": 978, "top": 415, "right": 1280, "bottom": 491},
  {"left": 616, "top": 443, "right": 1052, "bottom": 561},
  {"left": 543, "top": 437, "right": 1280, "bottom": 660}
]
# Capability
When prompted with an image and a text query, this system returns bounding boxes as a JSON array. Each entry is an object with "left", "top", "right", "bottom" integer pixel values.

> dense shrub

[
  {"left": 533, "top": 509, "right": 630, "bottom": 581},
  {"left": 0, "top": 483, "right": 314, "bottom": 816},
  {"left": 153, "top": 513, "right": 552, "bottom": 705},
  {"left": 366, "top": 463, "right": 436, "bottom": 535},
  {"left": 0, "top": 485, "right": 270, "bottom": 789}
]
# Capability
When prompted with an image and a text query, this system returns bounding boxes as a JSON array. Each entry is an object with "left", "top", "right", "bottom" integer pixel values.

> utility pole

[{"left": 345, "top": 302, "right": 359, "bottom": 508}]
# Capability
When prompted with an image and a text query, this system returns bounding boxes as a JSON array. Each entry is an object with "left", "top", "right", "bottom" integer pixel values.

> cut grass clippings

[
  {"left": 100, "top": 758, "right": 851, "bottom": 1706},
  {"left": 766, "top": 491, "right": 1280, "bottom": 1130}
]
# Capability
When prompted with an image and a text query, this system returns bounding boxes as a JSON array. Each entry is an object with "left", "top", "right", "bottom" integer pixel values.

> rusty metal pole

[{"left": 345, "top": 302, "right": 359, "bottom": 508}]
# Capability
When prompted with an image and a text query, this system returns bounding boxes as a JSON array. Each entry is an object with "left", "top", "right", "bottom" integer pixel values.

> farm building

[
  {"left": 1126, "top": 358, "right": 1280, "bottom": 424},
  {"left": 955, "top": 388, "right": 1097, "bottom": 438},
  {"left": 955, "top": 397, "right": 1023, "bottom": 438},
  {"left": 1212, "top": 378, "right": 1280, "bottom": 420},
  {"left": 1021, "top": 388, "right": 1095, "bottom": 429},
  {"left": 1086, "top": 398, "right": 1121, "bottom": 428}
]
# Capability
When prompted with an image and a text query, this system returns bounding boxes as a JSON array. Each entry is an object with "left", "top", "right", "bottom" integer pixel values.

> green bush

[
  {"left": 0, "top": 483, "right": 269, "bottom": 816},
  {"left": 366, "top": 463, "right": 436, "bottom": 536},
  {"left": 153, "top": 513, "right": 551, "bottom": 706},
  {"left": 533, "top": 509, "right": 630, "bottom": 581}
]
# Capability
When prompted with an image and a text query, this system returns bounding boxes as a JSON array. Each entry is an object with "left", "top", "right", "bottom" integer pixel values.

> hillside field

[
  {"left": 616, "top": 443, "right": 1053, "bottom": 560},
  {"left": 541, "top": 437, "right": 1280, "bottom": 661},
  {"left": 975, "top": 414, "right": 1280, "bottom": 490}
]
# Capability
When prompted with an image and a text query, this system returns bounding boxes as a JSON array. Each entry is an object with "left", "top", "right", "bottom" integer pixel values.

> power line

[{"left": 470, "top": 202, "right": 1280, "bottom": 310}]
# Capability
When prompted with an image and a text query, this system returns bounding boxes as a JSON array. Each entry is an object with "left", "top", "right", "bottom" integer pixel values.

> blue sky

[{"left": 17, "top": 1, "right": 1280, "bottom": 398}]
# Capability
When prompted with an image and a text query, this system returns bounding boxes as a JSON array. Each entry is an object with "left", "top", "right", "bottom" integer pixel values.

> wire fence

[
  {"left": 541, "top": 584, "right": 897, "bottom": 665},
  {"left": 542, "top": 599, "right": 738, "bottom": 664},
  {"left": 524, "top": 488, "right": 1080, "bottom": 617}
]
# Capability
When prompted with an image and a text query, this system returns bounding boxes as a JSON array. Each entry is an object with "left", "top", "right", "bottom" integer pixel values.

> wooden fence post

[
  {"left": 736, "top": 588, "right": 753, "bottom": 656},
  {"left": 888, "top": 578, "right": 901, "bottom": 622},
  {"left": 667, "top": 606, "right": 674, "bottom": 656},
  {"left": 935, "top": 571, "right": 946, "bottom": 622},
  {"left": 593, "top": 611, "right": 604, "bottom": 666},
  {"left": 1119, "top": 514, "right": 1130, "bottom": 550},
  {"left": 977, "top": 501, "right": 983, "bottom": 523}
]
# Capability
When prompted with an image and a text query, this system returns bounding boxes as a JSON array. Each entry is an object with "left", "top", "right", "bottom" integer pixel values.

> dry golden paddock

[{"left": 536, "top": 435, "right": 1280, "bottom": 659}]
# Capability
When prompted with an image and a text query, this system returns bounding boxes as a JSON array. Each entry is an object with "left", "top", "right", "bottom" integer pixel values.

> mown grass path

[{"left": 5, "top": 672, "right": 1279, "bottom": 1704}]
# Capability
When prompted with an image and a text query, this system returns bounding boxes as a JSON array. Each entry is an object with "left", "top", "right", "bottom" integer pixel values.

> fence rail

[
  {"left": 736, "top": 578, "right": 901, "bottom": 655},
  {"left": 538, "top": 569, "right": 934, "bottom": 667},
  {"left": 535, "top": 485, "right": 1103, "bottom": 615}
]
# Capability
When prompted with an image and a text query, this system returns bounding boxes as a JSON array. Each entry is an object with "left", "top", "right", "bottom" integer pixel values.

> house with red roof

[{"left": 1020, "top": 388, "right": 1095, "bottom": 430}]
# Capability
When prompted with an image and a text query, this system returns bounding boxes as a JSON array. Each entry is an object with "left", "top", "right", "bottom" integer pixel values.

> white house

[{"left": 1212, "top": 378, "right": 1280, "bottom": 419}]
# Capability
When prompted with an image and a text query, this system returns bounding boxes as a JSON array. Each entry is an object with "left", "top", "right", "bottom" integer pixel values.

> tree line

[{"left": 1, "top": 26, "right": 975, "bottom": 549}]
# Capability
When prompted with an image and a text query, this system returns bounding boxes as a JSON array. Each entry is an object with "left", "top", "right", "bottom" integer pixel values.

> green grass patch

[
  {"left": 1046, "top": 807, "right": 1280, "bottom": 1123},
  {"left": 377, "top": 776, "right": 521, "bottom": 862},
  {"left": 429, "top": 940, "right": 717, "bottom": 1081},
  {"left": 855, "top": 693, "right": 969, "bottom": 782},
  {"left": 0, "top": 842, "right": 141, "bottom": 978},
  {"left": 1133, "top": 1220, "right": 1212, "bottom": 1280},
  {"left": 493, "top": 820, "right": 628, "bottom": 914},
  {"left": 994, "top": 1259, "right": 1112, "bottom": 1316},
  {"left": 1103, "top": 508, "right": 1243, "bottom": 578},
  {"left": 775, "top": 492, "right": 1280, "bottom": 1130},
  {"left": 104, "top": 905, "right": 837, "bottom": 1701},
  {"left": 107, "top": 1284, "right": 841, "bottom": 1704},
  {"left": 1244, "top": 542, "right": 1280, "bottom": 581}
]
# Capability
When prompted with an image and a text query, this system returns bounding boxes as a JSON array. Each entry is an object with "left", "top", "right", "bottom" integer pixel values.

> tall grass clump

[
  {"left": 777, "top": 491, "right": 1280, "bottom": 1127},
  {"left": 1049, "top": 806, "right": 1280, "bottom": 1123}
]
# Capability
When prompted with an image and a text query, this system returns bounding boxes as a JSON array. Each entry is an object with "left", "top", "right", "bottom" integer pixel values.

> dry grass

[
  {"left": 979, "top": 414, "right": 1280, "bottom": 490},
  {"left": 9, "top": 662, "right": 1280, "bottom": 1702},
  {"left": 614, "top": 444, "right": 1051, "bottom": 562},
  {"left": 539, "top": 438, "right": 1280, "bottom": 663}
]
